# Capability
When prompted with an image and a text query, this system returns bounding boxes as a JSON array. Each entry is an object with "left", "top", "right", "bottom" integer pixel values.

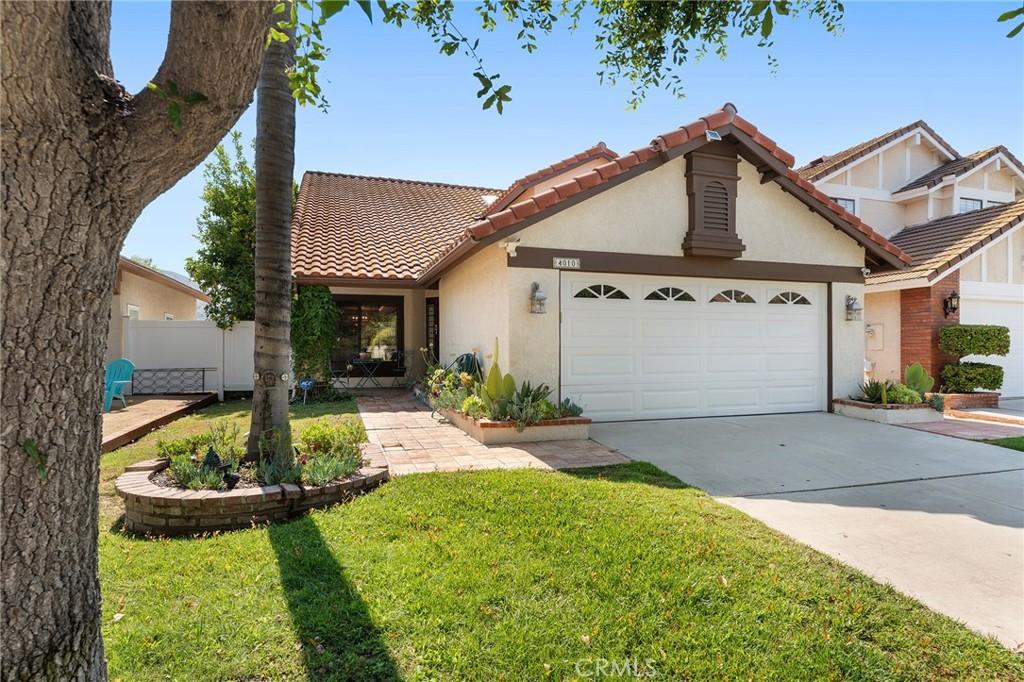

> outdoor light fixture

[
  {"left": 845, "top": 295, "right": 863, "bottom": 321},
  {"left": 705, "top": 129, "right": 722, "bottom": 142},
  {"left": 943, "top": 290, "right": 960, "bottom": 318},
  {"left": 530, "top": 282, "right": 547, "bottom": 314}
]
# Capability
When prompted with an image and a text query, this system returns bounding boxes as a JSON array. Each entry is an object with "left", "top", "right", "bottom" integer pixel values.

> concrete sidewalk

[{"left": 592, "top": 412, "right": 1024, "bottom": 649}]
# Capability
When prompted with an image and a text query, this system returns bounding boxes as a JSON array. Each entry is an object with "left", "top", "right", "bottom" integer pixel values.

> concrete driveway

[{"left": 591, "top": 413, "right": 1024, "bottom": 649}]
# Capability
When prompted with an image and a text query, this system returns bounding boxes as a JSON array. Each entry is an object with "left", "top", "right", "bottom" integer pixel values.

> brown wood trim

[
  {"left": 508, "top": 247, "right": 866, "bottom": 284},
  {"left": 826, "top": 282, "right": 834, "bottom": 413},
  {"left": 297, "top": 275, "right": 423, "bottom": 289}
]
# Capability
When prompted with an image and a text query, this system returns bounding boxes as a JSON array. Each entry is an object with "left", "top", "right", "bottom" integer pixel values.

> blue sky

[{"left": 112, "top": 1, "right": 1024, "bottom": 274}]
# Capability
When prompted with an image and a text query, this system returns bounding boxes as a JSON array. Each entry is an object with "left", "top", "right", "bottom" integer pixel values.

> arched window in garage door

[
  {"left": 574, "top": 284, "right": 630, "bottom": 300},
  {"left": 769, "top": 291, "right": 812, "bottom": 305},
  {"left": 710, "top": 289, "right": 755, "bottom": 304},
  {"left": 644, "top": 286, "right": 696, "bottom": 302}
]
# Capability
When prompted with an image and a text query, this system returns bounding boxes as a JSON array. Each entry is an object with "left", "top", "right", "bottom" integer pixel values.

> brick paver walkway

[
  {"left": 357, "top": 391, "right": 629, "bottom": 475},
  {"left": 901, "top": 416, "right": 1024, "bottom": 441}
]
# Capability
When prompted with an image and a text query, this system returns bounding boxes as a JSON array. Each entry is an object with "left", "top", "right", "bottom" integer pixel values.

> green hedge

[
  {"left": 938, "top": 325, "right": 1010, "bottom": 358},
  {"left": 941, "top": 362, "right": 1004, "bottom": 393}
]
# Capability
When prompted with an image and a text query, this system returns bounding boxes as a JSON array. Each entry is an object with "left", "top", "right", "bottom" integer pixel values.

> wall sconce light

[
  {"left": 530, "top": 282, "right": 547, "bottom": 314},
  {"left": 845, "top": 295, "right": 863, "bottom": 321},
  {"left": 943, "top": 290, "right": 960, "bottom": 318}
]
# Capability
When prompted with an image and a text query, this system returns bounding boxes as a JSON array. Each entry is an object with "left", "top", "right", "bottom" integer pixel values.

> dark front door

[{"left": 426, "top": 297, "right": 440, "bottom": 364}]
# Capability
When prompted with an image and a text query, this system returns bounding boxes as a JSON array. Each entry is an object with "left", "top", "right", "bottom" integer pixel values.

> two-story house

[{"left": 799, "top": 123, "right": 1024, "bottom": 397}]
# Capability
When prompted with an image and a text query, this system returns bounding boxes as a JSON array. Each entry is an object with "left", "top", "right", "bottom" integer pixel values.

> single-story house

[
  {"left": 291, "top": 103, "right": 913, "bottom": 421},
  {"left": 106, "top": 257, "right": 210, "bottom": 362},
  {"left": 799, "top": 123, "right": 1024, "bottom": 396}
]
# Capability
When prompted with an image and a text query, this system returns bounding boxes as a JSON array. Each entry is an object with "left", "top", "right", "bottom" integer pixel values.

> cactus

[
  {"left": 479, "top": 338, "right": 516, "bottom": 416},
  {"left": 903, "top": 362, "right": 935, "bottom": 398}
]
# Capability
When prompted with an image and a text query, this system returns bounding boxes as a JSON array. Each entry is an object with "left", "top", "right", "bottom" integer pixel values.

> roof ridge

[{"left": 302, "top": 170, "right": 502, "bottom": 193}]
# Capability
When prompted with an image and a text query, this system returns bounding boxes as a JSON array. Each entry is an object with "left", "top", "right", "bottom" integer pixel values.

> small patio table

[{"left": 351, "top": 358, "right": 384, "bottom": 389}]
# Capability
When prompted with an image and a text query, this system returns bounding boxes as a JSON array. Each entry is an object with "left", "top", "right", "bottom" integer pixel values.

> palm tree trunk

[{"left": 248, "top": 28, "right": 296, "bottom": 459}]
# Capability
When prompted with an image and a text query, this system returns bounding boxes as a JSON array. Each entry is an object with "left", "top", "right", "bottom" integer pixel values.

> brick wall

[{"left": 900, "top": 270, "right": 960, "bottom": 381}]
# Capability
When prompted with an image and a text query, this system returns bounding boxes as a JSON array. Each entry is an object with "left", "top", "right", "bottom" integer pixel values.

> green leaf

[
  {"left": 356, "top": 0, "right": 373, "bottom": 22},
  {"left": 168, "top": 100, "right": 182, "bottom": 130},
  {"left": 996, "top": 6, "right": 1024, "bottom": 22},
  {"left": 319, "top": 0, "right": 347, "bottom": 19},
  {"left": 1007, "top": 20, "right": 1024, "bottom": 38},
  {"left": 273, "top": 1, "right": 287, "bottom": 14},
  {"left": 773, "top": 0, "right": 791, "bottom": 16},
  {"left": 185, "top": 91, "right": 208, "bottom": 105},
  {"left": 146, "top": 81, "right": 165, "bottom": 98},
  {"left": 761, "top": 9, "right": 774, "bottom": 38},
  {"left": 268, "top": 27, "right": 290, "bottom": 43},
  {"left": 747, "top": 1, "right": 770, "bottom": 17},
  {"left": 22, "top": 439, "right": 47, "bottom": 481},
  {"left": 166, "top": 79, "right": 180, "bottom": 97}
]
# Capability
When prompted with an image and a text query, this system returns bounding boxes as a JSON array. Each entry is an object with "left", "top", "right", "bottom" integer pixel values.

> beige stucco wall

[
  {"left": 441, "top": 154, "right": 872, "bottom": 403},
  {"left": 1014, "top": 230, "right": 1024, "bottom": 284},
  {"left": 904, "top": 198, "right": 928, "bottom": 226},
  {"left": 859, "top": 199, "right": 906, "bottom": 238},
  {"left": 987, "top": 239, "right": 1009, "bottom": 283},
  {"left": 960, "top": 227, "right": 1024, "bottom": 285},
  {"left": 118, "top": 270, "right": 201, "bottom": 321},
  {"left": 960, "top": 253, "right": 982, "bottom": 281},
  {"left": 850, "top": 155, "right": 879, "bottom": 188},
  {"left": 864, "top": 290, "right": 901, "bottom": 383},
  {"left": 908, "top": 142, "right": 938, "bottom": 180},
  {"left": 438, "top": 245, "right": 509, "bottom": 372}
]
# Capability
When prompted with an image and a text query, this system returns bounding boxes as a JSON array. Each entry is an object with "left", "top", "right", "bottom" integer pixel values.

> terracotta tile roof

[
  {"left": 461, "top": 103, "right": 910, "bottom": 268},
  {"left": 896, "top": 146, "right": 1024, "bottom": 193},
  {"left": 291, "top": 172, "right": 500, "bottom": 281},
  {"left": 867, "top": 199, "right": 1024, "bottom": 286},
  {"left": 484, "top": 142, "right": 618, "bottom": 216},
  {"left": 797, "top": 121, "right": 960, "bottom": 183}
]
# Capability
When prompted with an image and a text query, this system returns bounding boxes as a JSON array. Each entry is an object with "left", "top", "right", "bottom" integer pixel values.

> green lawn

[
  {"left": 985, "top": 436, "right": 1024, "bottom": 453},
  {"left": 99, "top": 401, "right": 1023, "bottom": 681}
]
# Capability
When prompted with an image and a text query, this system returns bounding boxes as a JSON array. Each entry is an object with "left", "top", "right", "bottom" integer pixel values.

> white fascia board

[{"left": 814, "top": 128, "right": 958, "bottom": 186}]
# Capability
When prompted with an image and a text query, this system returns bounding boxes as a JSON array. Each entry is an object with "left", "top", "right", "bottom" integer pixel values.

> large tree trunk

[
  {"left": 1, "top": 3, "right": 271, "bottom": 679},
  {"left": 247, "top": 31, "right": 296, "bottom": 459}
]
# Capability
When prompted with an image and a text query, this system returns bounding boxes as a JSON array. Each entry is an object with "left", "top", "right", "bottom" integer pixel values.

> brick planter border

[
  {"left": 440, "top": 408, "right": 591, "bottom": 445},
  {"left": 832, "top": 399, "right": 943, "bottom": 425},
  {"left": 928, "top": 392, "right": 1001, "bottom": 411},
  {"left": 115, "top": 458, "right": 389, "bottom": 537}
]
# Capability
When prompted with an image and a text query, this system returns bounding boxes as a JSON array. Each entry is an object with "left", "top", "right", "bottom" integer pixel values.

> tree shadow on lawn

[
  {"left": 564, "top": 461, "right": 697, "bottom": 490},
  {"left": 268, "top": 515, "right": 402, "bottom": 681}
]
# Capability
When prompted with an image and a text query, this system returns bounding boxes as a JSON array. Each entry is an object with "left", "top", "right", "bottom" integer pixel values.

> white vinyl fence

[{"left": 123, "top": 319, "right": 254, "bottom": 399}]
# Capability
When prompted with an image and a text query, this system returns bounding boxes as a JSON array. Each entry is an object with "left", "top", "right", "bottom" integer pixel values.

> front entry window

[{"left": 333, "top": 297, "right": 404, "bottom": 375}]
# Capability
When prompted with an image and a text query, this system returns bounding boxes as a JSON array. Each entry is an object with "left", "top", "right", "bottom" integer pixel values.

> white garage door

[
  {"left": 961, "top": 286, "right": 1024, "bottom": 398},
  {"left": 560, "top": 272, "right": 827, "bottom": 421}
]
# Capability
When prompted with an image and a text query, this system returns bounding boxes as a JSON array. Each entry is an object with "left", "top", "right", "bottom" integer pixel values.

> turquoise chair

[{"left": 103, "top": 359, "right": 135, "bottom": 412}]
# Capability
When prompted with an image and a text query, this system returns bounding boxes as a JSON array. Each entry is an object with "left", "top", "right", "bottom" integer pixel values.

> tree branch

[{"left": 123, "top": 0, "right": 274, "bottom": 213}]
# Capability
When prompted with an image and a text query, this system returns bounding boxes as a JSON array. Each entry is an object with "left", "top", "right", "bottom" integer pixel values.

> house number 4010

[{"left": 553, "top": 257, "right": 580, "bottom": 269}]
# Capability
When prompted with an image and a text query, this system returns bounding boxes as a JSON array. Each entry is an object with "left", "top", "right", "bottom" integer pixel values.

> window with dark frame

[
  {"left": 332, "top": 296, "right": 404, "bottom": 376},
  {"left": 959, "top": 197, "right": 983, "bottom": 213},
  {"left": 831, "top": 197, "right": 855, "bottom": 214}
]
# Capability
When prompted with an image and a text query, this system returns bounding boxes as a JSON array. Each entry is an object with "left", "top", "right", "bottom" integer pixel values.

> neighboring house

[
  {"left": 800, "top": 123, "right": 1024, "bottom": 396},
  {"left": 106, "top": 257, "right": 211, "bottom": 362},
  {"left": 292, "top": 103, "right": 912, "bottom": 421}
]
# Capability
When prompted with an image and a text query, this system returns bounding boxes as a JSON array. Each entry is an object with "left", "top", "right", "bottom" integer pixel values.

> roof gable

[
  {"left": 797, "top": 121, "right": 960, "bottom": 184},
  {"left": 435, "top": 104, "right": 910, "bottom": 282},
  {"left": 866, "top": 199, "right": 1024, "bottom": 286},
  {"left": 895, "top": 146, "right": 1024, "bottom": 194}
]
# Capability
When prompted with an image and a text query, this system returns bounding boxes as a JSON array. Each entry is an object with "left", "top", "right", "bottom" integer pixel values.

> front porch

[{"left": 323, "top": 286, "right": 439, "bottom": 388}]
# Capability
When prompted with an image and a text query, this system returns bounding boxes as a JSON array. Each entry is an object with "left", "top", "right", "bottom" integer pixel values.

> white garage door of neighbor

[
  {"left": 961, "top": 287, "right": 1024, "bottom": 398},
  {"left": 560, "top": 272, "right": 827, "bottom": 422}
]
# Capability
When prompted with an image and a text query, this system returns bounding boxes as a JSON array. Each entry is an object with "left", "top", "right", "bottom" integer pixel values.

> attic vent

[
  {"left": 682, "top": 141, "right": 745, "bottom": 258},
  {"left": 703, "top": 181, "right": 729, "bottom": 231}
]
